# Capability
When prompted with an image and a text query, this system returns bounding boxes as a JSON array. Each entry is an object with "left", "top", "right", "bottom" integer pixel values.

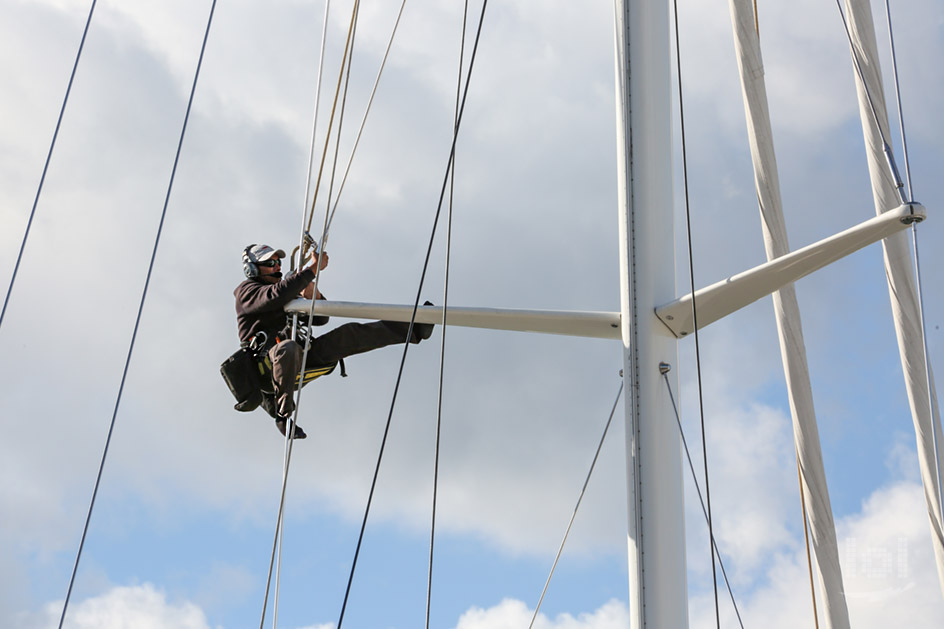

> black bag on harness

[{"left": 220, "top": 347, "right": 263, "bottom": 412}]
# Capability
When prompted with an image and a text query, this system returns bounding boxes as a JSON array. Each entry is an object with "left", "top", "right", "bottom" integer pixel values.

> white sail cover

[
  {"left": 843, "top": 0, "right": 944, "bottom": 595},
  {"left": 727, "top": 1, "right": 851, "bottom": 626}
]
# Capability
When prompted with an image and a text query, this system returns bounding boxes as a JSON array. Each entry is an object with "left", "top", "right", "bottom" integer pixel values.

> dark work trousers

[{"left": 264, "top": 320, "right": 414, "bottom": 419}]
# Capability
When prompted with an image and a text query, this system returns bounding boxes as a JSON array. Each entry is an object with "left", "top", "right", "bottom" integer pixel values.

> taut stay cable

[
  {"left": 672, "top": 0, "right": 721, "bottom": 624},
  {"left": 426, "top": 2, "right": 469, "bottom": 628},
  {"left": 529, "top": 382, "right": 624, "bottom": 629},
  {"left": 0, "top": 0, "right": 98, "bottom": 332},
  {"left": 661, "top": 372, "right": 746, "bottom": 629}
]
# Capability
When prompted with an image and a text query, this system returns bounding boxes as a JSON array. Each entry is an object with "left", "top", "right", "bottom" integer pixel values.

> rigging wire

[
  {"left": 426, "top": 3, "right": 469, "bottom": 628},
  {"left": 0, "top": 0, "right": 98, "bottom": 332},
  {"left": 528, "top": 382, "right": 624, "bottom": 629},
  {"left": 56, "top": 2, "right": 217, "bottom": 627},
  {"left": 334, "top": 3, "right": 490, "bottom": 628},
  {"left": 881, "top": 0, "right": 944, "bottom": 524},
  {"left": 832, "top": 0, "right": 907, "bottom": 205},
  {"left": 881, "top": 0, "right": 913, "bottom": 202},
  {"left": 672, "top": 0, "right": 721, "bottom": 625},
  {"left": 910, "top": 234, "right": 944, "bottom": 523},
  {"left": 661, "top": 373, "right": 746, "bottom": 629}
]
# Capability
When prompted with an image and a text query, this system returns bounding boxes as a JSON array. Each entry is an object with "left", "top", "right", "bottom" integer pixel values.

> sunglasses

[{"left": 257, "top": 258, "right": 282, "bottom": 268}]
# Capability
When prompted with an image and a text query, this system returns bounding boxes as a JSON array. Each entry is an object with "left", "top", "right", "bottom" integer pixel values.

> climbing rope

[
  {"left": 528, "top": 382, "right": 624, "bottom": 629},
  {"left": 0, "top": 0, "right": 98, "bottom": 332},
  {"left": 258, "top": 3, "right": 360, "bottom": 627},
  {"left": 302, "top": 1, "right": 361, "bottom": 253},
  {"left": 270, "top": 3, "right": 333, "bottom": 626},
  {"left": 326, "top": 0, "right": 410, "bottom": 239},
  {"left": 661, "top": 371, "right": 746, "bottom": 629},
  {"left": 335, "top": 4, "right": 490, "bottom": 628},
  {"left": 57, "top": 3, "right": 217, "bottom": 627},
  {"left": 672, "top": 0, "right": 721, "bottom": 625}
]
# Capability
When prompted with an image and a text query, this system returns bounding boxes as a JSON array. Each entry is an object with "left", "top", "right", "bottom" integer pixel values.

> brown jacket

[{"left": 234, "top": 269, "right": 320, "bottom": 345}]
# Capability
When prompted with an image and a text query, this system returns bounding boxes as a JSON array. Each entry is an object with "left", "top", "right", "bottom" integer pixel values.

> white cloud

[
  {"left": 470, "top": 482, "right": 941, "bottom": 629},
  {"left": 19, "top": 584, "right": 210, "bottom": 629},
  {"left": 455, "top": 598, "right": 628, "bottom": 629}
]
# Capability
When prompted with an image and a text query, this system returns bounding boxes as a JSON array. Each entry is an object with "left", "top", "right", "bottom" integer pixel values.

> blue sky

[{"left": 0, "top": 0, "right": 942, "bottom": 628}]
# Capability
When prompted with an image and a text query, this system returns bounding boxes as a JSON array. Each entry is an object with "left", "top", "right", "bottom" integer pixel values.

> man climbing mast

[{"left": 234, "top": 243, "right": 434, "bottom": 439}]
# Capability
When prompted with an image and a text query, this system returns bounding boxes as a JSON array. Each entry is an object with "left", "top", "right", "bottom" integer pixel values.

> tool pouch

[{"left": 220, "top": 346, "right": 264, "bottom": 412}]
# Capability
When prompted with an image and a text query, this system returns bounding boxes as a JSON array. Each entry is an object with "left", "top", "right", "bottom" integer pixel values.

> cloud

[
  {"left": 18, "top": 584, "right": 210, "bottom": 629},
  {"left": 447, "top": 481, "right": 943, "bottom": 629},
  {"left": 455, "top": 598, "right": 628, "bottom": 629}
]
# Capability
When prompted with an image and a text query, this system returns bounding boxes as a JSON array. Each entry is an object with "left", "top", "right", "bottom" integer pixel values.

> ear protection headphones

[{"left": 242, "top": 244, "right": 259, "bottom": 278}]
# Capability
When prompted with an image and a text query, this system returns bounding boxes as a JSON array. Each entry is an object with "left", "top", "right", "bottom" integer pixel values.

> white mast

[{"left": 613, "top": 1, "right": 687, "bottom": 627}]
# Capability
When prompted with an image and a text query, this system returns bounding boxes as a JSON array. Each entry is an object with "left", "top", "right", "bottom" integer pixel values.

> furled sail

[
  {"left": 843, "top": 0, "right": 944, "bottom": 595},
  {"left": 727, "top": 1, "right": 851, "bottom": 626}
]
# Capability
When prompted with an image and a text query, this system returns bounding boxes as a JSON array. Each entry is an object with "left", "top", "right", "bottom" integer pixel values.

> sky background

[{"left": 0, "top": 0, "right": 942, "bottom": 628}]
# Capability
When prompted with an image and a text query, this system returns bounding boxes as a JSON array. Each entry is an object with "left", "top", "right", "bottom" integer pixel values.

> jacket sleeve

[{"left": 237, "top": 269, "right": 315, "bottom": 316}]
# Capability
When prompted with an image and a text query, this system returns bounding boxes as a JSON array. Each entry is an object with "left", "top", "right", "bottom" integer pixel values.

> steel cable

[
  {"left": 882, "top": 0, "right": 944, "bottom": 527},
  {"left": 833, "top": 0, "right": 907, "bottom": 204},
  {"left": 425, "top": 4, "right": 469, "bottom": 628},
  {"left": 0, "top": 0, "right": 98, "bottom": 332},
  {"left": 57, "top": 2, "right": 217, "bottom": 626},
  {"left": 661, "top": 373, "right": 746, "bottom": 629},
  {"left": 528, "top": 382, "right": 624, "bottom": 629},
  {"left": 672, "top": 0, "right": 721, "bottom": 624}
]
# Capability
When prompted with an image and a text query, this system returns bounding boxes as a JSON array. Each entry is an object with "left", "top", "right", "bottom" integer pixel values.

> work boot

[
  {"left": 411, "top": 301, "right": 435, "bottom": 343},
  {"left": 275, "top": 416, "right": 307, "bottom": 439}
]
